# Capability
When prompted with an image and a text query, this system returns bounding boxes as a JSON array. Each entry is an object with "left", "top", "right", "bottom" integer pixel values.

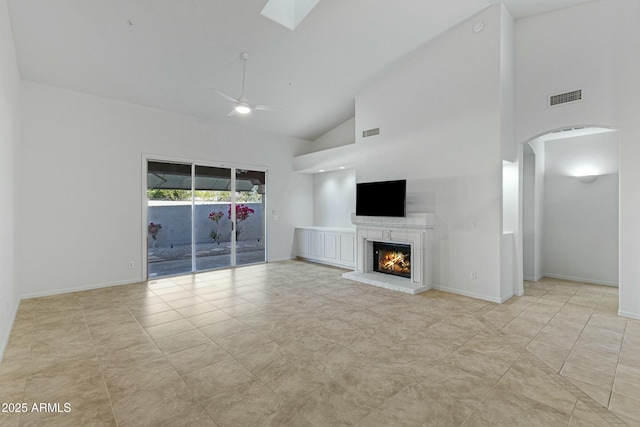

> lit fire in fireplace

[{"left": 379, "top": 250, "right": 411, "bottom": 275}]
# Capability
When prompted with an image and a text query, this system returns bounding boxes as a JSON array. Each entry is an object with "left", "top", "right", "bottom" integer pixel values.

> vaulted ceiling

[{"left": 7, "top": 0, "right": 594, "bottom": 140}]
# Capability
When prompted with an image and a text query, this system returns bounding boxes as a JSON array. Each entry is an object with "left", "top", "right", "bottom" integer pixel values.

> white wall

[
  {"left": 543, "top": 174, "right": 618, "bottom": 285},
  {"left": 502, "top": 161, "right": 518, "bottom": 233},
  {"left": 16, "top": 81, "right": 313, "bottom": 297},
  {"left": 515, "top": 0, "right": 640, "bottom": 318},
  {"left": 354, "top": 5, "right": 508, "bottom": 302},
  {"left": 502, "top": 160, "right": 520, "bottom": 297},
  {"left": 312, "top": 117, "right": 355, "bottom": 152},
  {"left": 499, "top": 7, "right": 519, "bottom": 299},
  {"left": 499, "top": 7, "right": 516, "bottom": 163},
  {"left": 541, "top": 131, "right": 619, "bottom": 285},
  {"left": 614, "top": 1, "right": 640, "bottom": 319},
  {"left": 516, "top": 2, "right": 616, "bottom": 140},
  {"left": 522, "top": 145, "right": 536, "bottom": 280},
  {"left": 523, "top": 130, "right": 619, "bottom": 287},
  {"left": 0, "top": 0, "right": 21, "bottom": 362},
  {"left": 313, "top": 169, "right": 356, "bottom": 228},
  {"left": 528, "top": 139, "right": 546, "bottom": 281}
]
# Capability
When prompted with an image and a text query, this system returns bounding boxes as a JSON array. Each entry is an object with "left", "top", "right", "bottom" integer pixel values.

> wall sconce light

[{"left": 577, "top": 175, "right": 599, "bottom": 184}]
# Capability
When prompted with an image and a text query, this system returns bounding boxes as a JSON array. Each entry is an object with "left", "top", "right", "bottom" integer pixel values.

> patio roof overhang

[{"left": 147, "top": 162, "right": 265, "bottom": 192}]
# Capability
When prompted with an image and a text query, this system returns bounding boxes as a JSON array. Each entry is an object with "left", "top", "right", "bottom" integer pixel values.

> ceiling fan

[{"left": 214, "top": 52, "right": 280, "bottom": 116}]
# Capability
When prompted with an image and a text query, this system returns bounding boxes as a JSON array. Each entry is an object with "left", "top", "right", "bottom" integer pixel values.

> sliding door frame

[{"left": 142, "top": 154, "right": 268, "bottom": 279}]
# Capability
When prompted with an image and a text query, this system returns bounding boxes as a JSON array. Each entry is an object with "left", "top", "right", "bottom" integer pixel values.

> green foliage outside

[
  {"left": 147, "top": 189, "right": 191, "bottom": 201},
  {"left": 147, "top": 189, "right": 262, "bottom": 203}
]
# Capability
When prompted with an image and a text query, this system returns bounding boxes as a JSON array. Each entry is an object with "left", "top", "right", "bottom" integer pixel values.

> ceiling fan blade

[
  {"left": 213, "top": 90, "right": 239, "bottom": 103},
  {"left": 254, "top": 104, "right": 282, "bottom": 112},
  {"left": 213, "top": 53, "right": 279, "bottom": 116}
]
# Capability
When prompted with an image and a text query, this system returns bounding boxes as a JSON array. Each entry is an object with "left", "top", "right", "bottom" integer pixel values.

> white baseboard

[
  {"left": 0, "top": 298, "right": 21, "bottom": 365},
  {"left": 542, "top": 273, "right": 618, "bottom": 287},
  {"left": 432, "top": 285, "right": 509, "bottom": 303},
  {"left": 619, "top": 310, "right": 640, "bottom": 320},
  {"left": 21, "top": 277, "right": 144, "bottom": 300},
  {"left": 268, "top": 257, "right": 296, "bottom": 263},
  {"left": 296, "top": 256, "right": 354, "bottom": 270}
]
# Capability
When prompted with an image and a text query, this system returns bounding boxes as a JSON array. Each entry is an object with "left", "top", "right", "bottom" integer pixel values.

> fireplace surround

[{"left": 342, "top": 213, "right": 436, "bottom": 294}]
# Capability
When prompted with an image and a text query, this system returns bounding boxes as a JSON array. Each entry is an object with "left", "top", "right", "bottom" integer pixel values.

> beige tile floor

[{"left": 0, "top": 260, "right": 638, "bottom": 426}]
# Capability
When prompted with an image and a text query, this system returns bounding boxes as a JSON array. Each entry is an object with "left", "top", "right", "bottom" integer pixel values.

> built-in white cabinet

[
  {"left": 339, "top": 233, "right": 355, "bottom": 265},
  {"left": 295, "top": 229, "right": 310, "bottom": 257},
  {"left": 310, "top": 231, "right": 324, "bottom": 258},
  {"left": 322, "top": 232, "right": 337, "bottom": 260},
  {"left": 295, "top": 227, "right": 355, "bottom": 269}
]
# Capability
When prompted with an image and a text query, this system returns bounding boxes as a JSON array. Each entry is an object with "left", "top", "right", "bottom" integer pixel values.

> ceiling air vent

[
  {"left": 549, "top": 89, "right": 582, "bottom": 107},
  {"left": 362, "top": 128, "right": 380, "bottom": 138}
]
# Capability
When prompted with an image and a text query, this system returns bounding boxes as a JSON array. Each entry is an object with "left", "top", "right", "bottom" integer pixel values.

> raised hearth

[{"left": 342, "top": 213, "right": 435, "bottom": 294}]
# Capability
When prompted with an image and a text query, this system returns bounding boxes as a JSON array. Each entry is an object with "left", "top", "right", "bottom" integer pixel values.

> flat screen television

[{"left": 356, "top": 179, "right": 406, "bottom": 217}]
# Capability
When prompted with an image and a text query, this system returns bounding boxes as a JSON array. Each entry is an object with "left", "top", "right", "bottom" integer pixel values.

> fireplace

[
  {"left": 342, "top": 212, "right": 436, "bottom": 294},
  {"left": 373, "top": 242, "right": 411, "bottom": 278}
]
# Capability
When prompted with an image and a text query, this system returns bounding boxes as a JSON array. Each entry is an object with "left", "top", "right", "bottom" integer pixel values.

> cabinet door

[
  {"left": 310, "top": 231, "right": 323, "bottom": 258},
  {"left": 323, "top": 233, "right": 338, "bottom": 260},
  {"left": 339, "top": 233, "right": 355, "bottom": 264},
  {"left": 295, "top": 229, "right": 310, "bottom": 257}
]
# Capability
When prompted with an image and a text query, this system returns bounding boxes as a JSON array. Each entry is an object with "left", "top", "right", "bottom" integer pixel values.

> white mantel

[{"left": 343, "top": 213, "right": 435, "bottom": 294}]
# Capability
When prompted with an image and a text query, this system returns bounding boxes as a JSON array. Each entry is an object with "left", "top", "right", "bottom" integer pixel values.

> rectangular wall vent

[
  {"left": 362, "top": 128, "right": 380, "bottom": 138},
  {"left": 549, "top": 89, "right": 582, "bottom": 107}
]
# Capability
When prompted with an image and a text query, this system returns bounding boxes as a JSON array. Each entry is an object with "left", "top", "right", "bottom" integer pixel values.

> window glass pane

[
  {"left": 195, "top": 165, "right": 232, "bottom": 271},
  {"left": 146, "top": 162, "right": 267, "bottom": 276},
  {"left": 235, "top": 169, "right": 266, "bottom": 266},
  {"left": 147, "top": 161, "right": 192, "bottom": 277}
]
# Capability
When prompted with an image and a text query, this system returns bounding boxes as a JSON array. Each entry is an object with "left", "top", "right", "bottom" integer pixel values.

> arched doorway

[{"left": 519, "top": 126, "right": 619, "bottom": 292}]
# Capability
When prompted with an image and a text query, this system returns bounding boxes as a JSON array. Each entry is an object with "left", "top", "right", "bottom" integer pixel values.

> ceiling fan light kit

[
  {"left": 215, "top": 52, "right": 279, "bottom": 117},
  {"left": 235, "top": 103, "right": 251, "bottom": 114}
]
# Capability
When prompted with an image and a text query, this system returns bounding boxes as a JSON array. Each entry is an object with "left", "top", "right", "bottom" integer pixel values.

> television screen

[{"left": 356, "top": 180, "right": 406, "bottom": 217}]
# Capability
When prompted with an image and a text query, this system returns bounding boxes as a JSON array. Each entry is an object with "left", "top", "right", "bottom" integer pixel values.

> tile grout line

[
  {"left": 554, "top": 303, "right": 595, "bottom": 376},
  {"left": 169, "top": 285, "right": 294, "bottom": 426},
  {"left": 81, "top": 306, "right": 121, "bottom": 427},
  {"left": 566, "top": 399, "right": 580, "bottom": 426},
  {"left": 497, "top": 289, "right": 564, "bottom": 353},
  {"left": 121, "top": 291, "right": 209, "bottom": 426},
  {"left": 552, "top": 294, "right": 626, "bottom": 416},
  {"left": 5, "top": 266, "right": 633, "bottom": 426},
  {"left": 456, "top": 324, "right": 528, "bottom": 426},
  {"left": 513, "top": 285, "right": 619, "bottom": 408},
  {"left": 160, "top": 275, "right": 267, "bottom": 426},
  {"left": 481, "top": 315, "right": 630, "bottom": 426},
  {"left": 4, "top": 317, "right": 32, "bottom": 427},
  {"left": 609, "top": 318, "right": 629, "bottom": 409}
]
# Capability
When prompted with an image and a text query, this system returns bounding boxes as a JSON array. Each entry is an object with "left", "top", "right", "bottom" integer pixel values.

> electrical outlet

[
  {"left": 470, "top": 272, "right": 477, "bottom": 280},
  {"left": 469, "top": 219, "right": 476, "bottom": 228},
  {"left": 128, "top": 261, "right": 134, "bottom": 269}
]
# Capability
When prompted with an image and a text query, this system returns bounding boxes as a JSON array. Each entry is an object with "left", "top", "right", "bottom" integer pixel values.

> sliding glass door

[
  {"left": 147, "top": 161, "right": 193, "bottom": 277},
  {"left": 235, "top": 169, "right": 266, "bottom": 266},
  {"left": 146, "top": 160, "right": 266, "bottom": 278},
  {"left": 194, "top": 165, "right": 233, "bottom": 272}
]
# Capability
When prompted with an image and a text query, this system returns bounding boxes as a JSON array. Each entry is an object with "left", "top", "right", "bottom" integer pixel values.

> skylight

[{"left": 260, "top": 0, "right": 321, "bottom": 30}]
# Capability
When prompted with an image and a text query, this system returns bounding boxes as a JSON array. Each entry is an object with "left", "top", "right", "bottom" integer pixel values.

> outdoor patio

[{"left": 148, "top": 240, "right": 265, "bottom": 277}]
